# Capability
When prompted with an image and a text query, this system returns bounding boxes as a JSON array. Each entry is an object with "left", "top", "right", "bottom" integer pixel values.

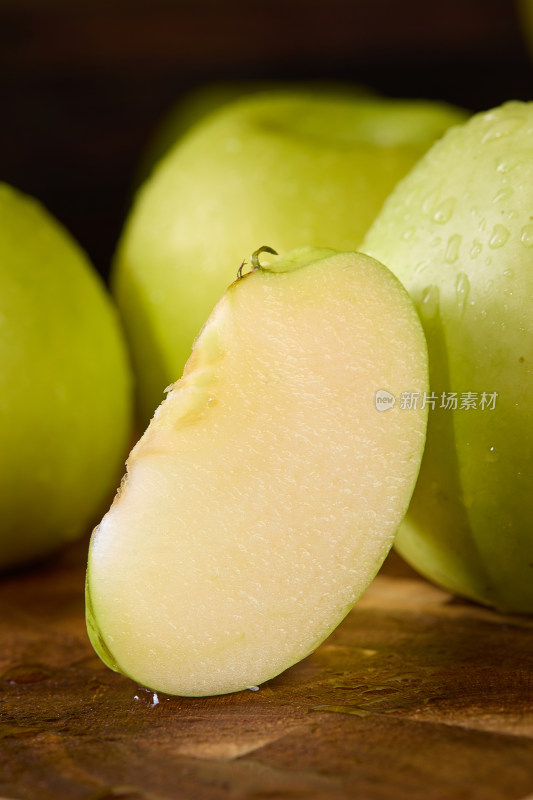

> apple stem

[
  {"left": 236, "top": 246, "right": 278, "bottom": 281},
  {"left": 251, "top": 246, "right": 278, "bottom": 272}
]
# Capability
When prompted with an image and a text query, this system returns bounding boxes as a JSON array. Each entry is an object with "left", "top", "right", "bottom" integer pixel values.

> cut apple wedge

[{"left": 86, "top": 246, "right": 428, "bottom": 697}]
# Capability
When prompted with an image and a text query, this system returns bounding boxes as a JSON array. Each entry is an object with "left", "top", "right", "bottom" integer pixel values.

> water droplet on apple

[
  {"left": 414, "top": 260, "right": 431, "bottom": 274},
  {"left": 432, "top": 197, "right": 456, "bottom": 224},
  {"left": 488, "top": 224, "right": 510, "bottom": 249},
  {"left": 493, "top": 187, "right": 514, "bottom": 204},
  {"left": 422, "top": 189, "right": 439, "bottom": 216},
  {"left": 470, "top": 239, "right": 482, "bottom": 259},
  {"left": 486, "top": 446, "right": 499, "bottom": 463},
  {"left": 497, "top": 157, "right": 521, "bottom": 174},
  {"left": 503, "top": 269, "right": 514, "bottom": 278},
  {"left": 481, "top": 116, "right": 524, "bottom": 143},
  {"left": 420, "top": 285, "right": 440, "bottom": 319},
  {"left": 402, "top": 227, "right": 415, "bottom": 241},
  {"left": 455, "top": 272, "right": 470, "bottom": 316},
  {"left": 520, "top": 224, "right": 533, "bottom": 248},
  {"left": 445, "top": 233, "right": 461, "bottom": 264}
]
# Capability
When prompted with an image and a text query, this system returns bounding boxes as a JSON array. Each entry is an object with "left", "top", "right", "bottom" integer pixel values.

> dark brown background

[{"left": 0, "top": 0, "right": 532, "bottom": 279}]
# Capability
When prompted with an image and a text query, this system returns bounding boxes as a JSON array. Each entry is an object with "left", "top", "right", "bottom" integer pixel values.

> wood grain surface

[{"left": 1, "top": 541, "right": 532, "bottom": 800}]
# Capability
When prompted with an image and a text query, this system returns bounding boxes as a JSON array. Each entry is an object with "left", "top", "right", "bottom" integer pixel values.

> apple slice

[{"left": 86, "top": 246, "right": 428, "bottom": 697}]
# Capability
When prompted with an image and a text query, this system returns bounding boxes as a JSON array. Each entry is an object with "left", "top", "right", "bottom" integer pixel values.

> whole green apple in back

[
  {"left": 114, "top": 90, "right": 466, "bottom": 422},
  {"left": 0, "top": 183, "right": 132, "bottom": 570},
  {"left": 87, "top": 246, "right": 428, "bottom": 696},
  {"left": 134, "top": 80, "right": 375, "bottom": 188},
  {"left": 363, "top": 101, "right": 533, "bottom": 613}
]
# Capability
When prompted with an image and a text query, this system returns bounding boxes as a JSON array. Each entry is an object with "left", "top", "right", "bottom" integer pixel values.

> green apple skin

[
  {"left": 134, "top": 81, "right": 376, "bottom": 188},
  {"left": 87, "top": 246, "right": 428, "bottom": 697},
  {"left": 0, "top": 183, "right": 133, "bottom": 570},
  {"left": 114, "top": 90, "right": 466, "bottom": 422},
  {"left": 363, "top": 101, "right": 533, "bottom": 613}
]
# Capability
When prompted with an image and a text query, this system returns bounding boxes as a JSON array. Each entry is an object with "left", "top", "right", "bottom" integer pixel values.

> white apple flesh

[{"left": 87, "top": 247, "right": 428, "bottom": 696}]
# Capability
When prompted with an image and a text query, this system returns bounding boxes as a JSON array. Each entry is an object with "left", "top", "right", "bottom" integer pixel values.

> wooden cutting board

[{"left": 1, "top": 540, "right": 532, "bottom": 800}]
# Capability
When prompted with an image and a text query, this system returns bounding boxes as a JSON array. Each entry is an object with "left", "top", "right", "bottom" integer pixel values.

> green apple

[
  {"left": 363, "top": 101, "right": 533, "bottom": 613},
  {"left": 86, "top": 246, "right": 428, "bottom": 697},
  {"left": 134, "top": 81, "right": 375, "bottom": 188},
  {"left": 0, "top": 183, "right": 132, "bottom": 570},
  {"left": 114, "top": 90, "right": 466, "bottom": 423}
]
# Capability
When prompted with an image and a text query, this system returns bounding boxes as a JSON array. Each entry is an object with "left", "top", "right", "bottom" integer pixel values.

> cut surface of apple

[{"left": 87, "top": 247, "right": 428, "bottom": 697}]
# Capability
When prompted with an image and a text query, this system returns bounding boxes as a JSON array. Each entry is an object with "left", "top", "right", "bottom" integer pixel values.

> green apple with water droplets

[
  {"left": 0, "top": 183, "right": 132, "bottom": 570},
  {"left": 86, "top": 246, "right": 428, "bottom": 696},
  {"left": 363, "top": 101, "right": 533, "bottom": 612},
  {"left": 114, "top": 89, "right": 466, "bottom": 422}
]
